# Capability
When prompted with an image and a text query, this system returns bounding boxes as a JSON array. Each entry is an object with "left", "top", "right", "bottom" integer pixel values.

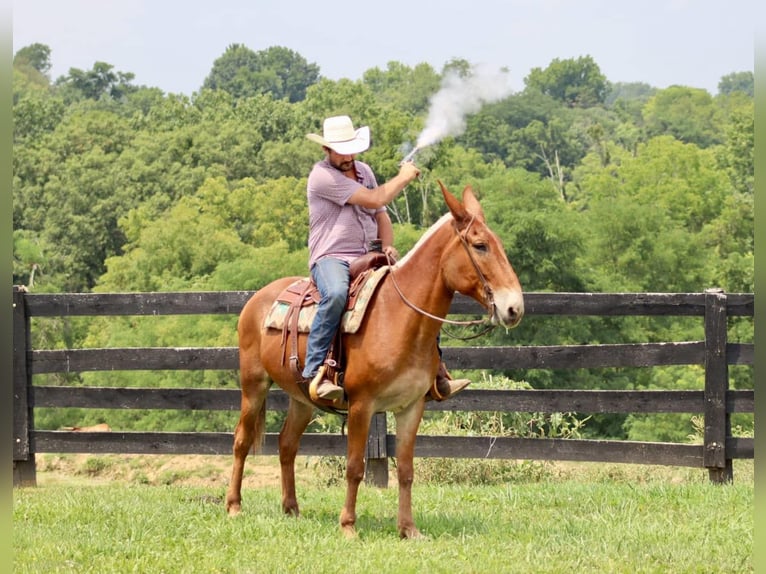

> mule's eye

[{"left": 473, "top": 242, "right": 488, "bottom": 253}]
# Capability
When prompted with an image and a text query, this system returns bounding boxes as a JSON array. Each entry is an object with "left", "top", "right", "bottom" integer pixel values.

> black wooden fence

[{"left": 12, "top": 286, "right": 754, "bottom": 487}]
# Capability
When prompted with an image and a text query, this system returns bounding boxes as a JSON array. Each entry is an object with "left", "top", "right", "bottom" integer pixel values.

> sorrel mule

[{"left": 226, "top": 182, "right": 524, "bottom": 538}]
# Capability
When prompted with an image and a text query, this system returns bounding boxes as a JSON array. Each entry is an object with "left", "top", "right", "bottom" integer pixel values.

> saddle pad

[{"left": 264, "top": 266, "right": 390, "bottom": 334}]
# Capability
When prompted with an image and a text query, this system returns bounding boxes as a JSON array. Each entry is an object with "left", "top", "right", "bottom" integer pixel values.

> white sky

[{"left": 11, "top": 0, "right": 760, "bottom": 96}]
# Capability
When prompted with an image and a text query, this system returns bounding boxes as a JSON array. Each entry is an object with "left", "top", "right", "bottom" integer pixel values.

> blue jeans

[{"left": 302, "top": 257, "right": 350, "bottom": 378}]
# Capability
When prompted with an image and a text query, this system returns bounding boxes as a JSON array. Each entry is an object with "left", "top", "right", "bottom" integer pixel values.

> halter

[{"left": 385, "top": 214, "right": 498, "bottom": 336}]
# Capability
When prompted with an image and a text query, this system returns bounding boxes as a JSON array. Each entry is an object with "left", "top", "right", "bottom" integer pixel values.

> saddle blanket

[{"left": 264, "top": 266, "right": 390, "bottom": 334}]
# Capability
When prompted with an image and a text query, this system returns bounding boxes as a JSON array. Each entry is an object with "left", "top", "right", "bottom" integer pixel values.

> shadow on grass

[{"left": 301, "top": 507, "right": 489, "bottom": 539}]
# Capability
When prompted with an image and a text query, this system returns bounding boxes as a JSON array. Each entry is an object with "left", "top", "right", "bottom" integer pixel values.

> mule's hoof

[
  {"left": 283, "top": 506, "right": 300, "bottom": 517},
  {"left": 399, "top": 526, "right": 425, "bottom": 540},
  {"left": 341, "top": 525, "right": 358, "bottom": 539},
  {"left": 226, "top": 503, "right": 241, "bottom": 517}
]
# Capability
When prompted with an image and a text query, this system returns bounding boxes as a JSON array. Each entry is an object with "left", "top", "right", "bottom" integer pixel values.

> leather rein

[{"left": 384, "top": 215, "right": 498, "bottom": 339}]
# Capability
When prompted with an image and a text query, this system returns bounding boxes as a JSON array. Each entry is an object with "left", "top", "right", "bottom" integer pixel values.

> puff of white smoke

[{"left": 415, "top": 64, "right": 513, "bottom": 151}]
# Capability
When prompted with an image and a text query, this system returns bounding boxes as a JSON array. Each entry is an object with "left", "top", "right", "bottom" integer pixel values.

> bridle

[{"left": 385, "top": 215, "right": 498, "bottom": 338}]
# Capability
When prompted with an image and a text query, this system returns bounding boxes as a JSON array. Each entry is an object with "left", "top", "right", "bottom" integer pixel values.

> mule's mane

[{"left": 393, "top": 212, "right": 454, "bottom": 269}]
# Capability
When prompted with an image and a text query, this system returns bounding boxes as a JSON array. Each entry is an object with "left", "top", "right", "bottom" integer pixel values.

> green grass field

[{"left": 14, "top": 455, "right": 753, "bottom": 573}]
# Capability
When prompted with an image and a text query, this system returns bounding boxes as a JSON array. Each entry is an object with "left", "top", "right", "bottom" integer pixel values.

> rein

[{"left": 385, "top": 215, "right": 497, "bottom": 338}]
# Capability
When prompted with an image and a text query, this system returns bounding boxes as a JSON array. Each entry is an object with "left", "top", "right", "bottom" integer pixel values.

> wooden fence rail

[{"left": 12, "top": 287, "right": 754, "bottom": 487}]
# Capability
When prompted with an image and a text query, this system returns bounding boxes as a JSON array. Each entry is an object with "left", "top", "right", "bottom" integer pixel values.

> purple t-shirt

[{"left": 306, "top": 159, "right": 385, "bottom": 269}]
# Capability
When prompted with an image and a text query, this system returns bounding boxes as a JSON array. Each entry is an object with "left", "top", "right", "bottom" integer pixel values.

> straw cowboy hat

[{"left": 306, "top": 115, "right": 370, "bottom": 155}]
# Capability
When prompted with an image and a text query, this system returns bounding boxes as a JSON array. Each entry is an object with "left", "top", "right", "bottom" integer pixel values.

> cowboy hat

[{"left": 306, "top": 115, "right": 370, "bottom": 155}]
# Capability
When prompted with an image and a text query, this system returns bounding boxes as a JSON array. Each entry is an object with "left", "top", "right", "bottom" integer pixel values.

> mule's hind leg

[
  {"left": 225, "top": 362, "right": 270, "bottom": 516},
  {"left": 278, "top": 398, "right": 314, "bottom": 516}
]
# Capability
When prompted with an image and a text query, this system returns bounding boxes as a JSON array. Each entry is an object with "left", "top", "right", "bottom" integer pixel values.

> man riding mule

[
  {"left": 301, "top": 115, "right": 470, "bottom": 403},
  {"left": 226, "top": 144, "right": 525, "bottom": 536}
]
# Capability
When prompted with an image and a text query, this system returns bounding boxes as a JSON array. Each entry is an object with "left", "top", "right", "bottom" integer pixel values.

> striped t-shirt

[{"left": 306, "top": 159, "right": 386, "bottom": 269}]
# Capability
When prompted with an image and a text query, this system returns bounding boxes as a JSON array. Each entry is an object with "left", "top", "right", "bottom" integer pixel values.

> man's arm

[
  {"left": 347, "top": 162, "right": 420, "bottom": 209},
  {"left": 375, "top": 210, "right": 399, "bottom": 261},
  {"left": 376, "top": 210, "right": 394, "bottom": 247}
]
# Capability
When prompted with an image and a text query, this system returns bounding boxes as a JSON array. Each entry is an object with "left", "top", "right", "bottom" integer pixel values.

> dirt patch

[{"left": 34, "top": 453, "right": 324, "bottom": 489}]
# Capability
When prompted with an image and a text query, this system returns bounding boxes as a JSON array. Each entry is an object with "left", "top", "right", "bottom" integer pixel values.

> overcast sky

[{"left": 12, "top": 0, "right": 759, "bottom": 96}]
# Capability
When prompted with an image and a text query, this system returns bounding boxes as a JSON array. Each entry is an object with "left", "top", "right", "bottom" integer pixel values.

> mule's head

[{"left": 439, "top": 181, "right": 524, "bottom": 328}]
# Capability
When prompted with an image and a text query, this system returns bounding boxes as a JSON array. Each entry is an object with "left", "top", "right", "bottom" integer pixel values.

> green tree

[
  {"left": 210, "top": 176, "right": 309, "bottom": 251},
  {"left": 716, "top": 104, "right": 753, "bottom": 195},
  {"left": 717, "top": 71, "right": 754, "bottom": 97},
  {"left": 55, "top": 61, "right": 138, "bottom": 102},
  {"left": 13, "top": 68, "right": 66, "bottom": 142},
  {"left": 12, "top": 230, "right": 53, "bottom": 290},
  {"left": 473, "top": 168, "right": 589, "bottom": 292},
  {"left": 642, "top": 86, "right": 720, "bottom": 147},
  {"left": 254, "top": 45, "right": 321, "bottom": 103},
  {"left": 442, "top": 57, "right": 473, "bottom": 78},
  {"left": 203, "top": 44, "right": 319, "bottom": 102},
  {"left": 363, "top": 61, "right": 441, "bottom": 114},
  {"left": 98, "top": 193, "right": 252, "bottom": 292},
  {"left": 605, "top": 81, "right": 656, "bottom": 107},
  {"left": 299, "top": 77, "right": 378, "bottom": 127},
  {"left": 703, "top": 192, "right": 753, "bottom": 293},
  {"left": 605, "top": 82, "right": 656, "bottom": 138},
  {"left": 461, "top": 89, "right": 599, "bottom": 192},
  {"left": 524, "top": 55, "right": 608, "bottom": 107},
  {"left": 13, "top": 107, "right": 139, "bottom": 290},
  {"left": 97, "top": 174, "right": 310, "bottom": 293},
  {"left": 14, "top": 42, "right": 52, "bottom": 75},
  {"left": 574, "top": 136, "right": 731, "bottom": 292}
]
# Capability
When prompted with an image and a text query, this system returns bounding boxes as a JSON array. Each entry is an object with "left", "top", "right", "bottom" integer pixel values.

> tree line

[{"left": 12, "top": 42, "right": 753, "bottom": 441}]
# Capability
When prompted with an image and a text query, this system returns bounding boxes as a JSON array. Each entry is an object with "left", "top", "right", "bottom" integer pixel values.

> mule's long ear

[
  {"left": 462, "top": 185, "right": 485, "bottom": 222},
  {"left": 438, "top": 180, "right": 469, "bottom": 224}
]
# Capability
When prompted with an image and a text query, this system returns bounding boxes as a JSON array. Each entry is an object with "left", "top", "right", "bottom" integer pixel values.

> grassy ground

[{"left": 14, "top": 455, "right": 753, "bottom": 573}]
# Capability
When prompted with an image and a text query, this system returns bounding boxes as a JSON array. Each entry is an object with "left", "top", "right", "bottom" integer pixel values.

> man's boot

[
  {"left": 308, "top": 365, "right": 344, "bottom": 401},
  {"left": 426, "top": 362, "right": 471, "bottom": 401}
]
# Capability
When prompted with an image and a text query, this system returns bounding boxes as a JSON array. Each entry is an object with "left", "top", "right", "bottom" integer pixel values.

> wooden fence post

[
  {"left": 703, "top": 288, "right": 732, "bottom": 483},
  {"left": 13, "top": 286, "right": 37, "bottom": 486},
  {"left": 365, "top": 412, "right": 389, "bottom": 487}
]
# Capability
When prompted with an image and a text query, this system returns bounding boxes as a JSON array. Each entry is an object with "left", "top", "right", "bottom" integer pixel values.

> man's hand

[
  {"left": 383, "top": 245, "right": 399, "bottom": 262},
  {"left": 398, "top": 161, "right": 421, "bottom": 184}
]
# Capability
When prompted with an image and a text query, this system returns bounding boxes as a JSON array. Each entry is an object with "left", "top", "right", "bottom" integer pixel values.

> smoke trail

[{"left": 414, "top": 64, "right": 513, "bottom": 151}]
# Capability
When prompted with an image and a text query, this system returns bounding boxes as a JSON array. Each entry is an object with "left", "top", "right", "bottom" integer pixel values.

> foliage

[
  {"left": 13, "top": 42, "right": 52, "bottom": 76},
  {"left": 363, "top": 61, "right": 441, "bottom": 113},
  {"left": 716, "top": 100, "right": 754, "bottom": 195},
  {"left": 55, "top": 61, "right": 138, "bottom": 103},
  {"left": 641, "top": 86, "right": 721, "bottom": 147},
  {"left": 202, "top": 44, "right": 320, "bottom": 102},
  {"left": 524, "top": 55, "right": 608, "bottom": 107},
  {"left": 420, "top": 373, "right": 589, "bottom": 440},
  {"left": 718, "top": 71, "right": 754, "bottom": 97}
]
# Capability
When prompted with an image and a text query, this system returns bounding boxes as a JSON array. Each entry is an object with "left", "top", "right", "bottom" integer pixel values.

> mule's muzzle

[{"left": 492, "top": 289, "right": 524, "bottom": 328}]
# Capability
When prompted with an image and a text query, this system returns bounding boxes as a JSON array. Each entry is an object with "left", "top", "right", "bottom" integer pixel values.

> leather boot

[
  {"left": 307, "top": 365, "right": 344, "bottom": 401},
  {"left": 426, "top": 362, "right": 471, "bottom": 401}
]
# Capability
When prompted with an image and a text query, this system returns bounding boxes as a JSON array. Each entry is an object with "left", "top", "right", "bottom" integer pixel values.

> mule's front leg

[
  {"left": 394, "top": 400, "right": 426, "bottom": 539},
  {"left": 340, "top": 404, "right": 373, "bottom": 538},
  {"left": 279, "top": 399, "right": 314, "bottom": 516}
]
